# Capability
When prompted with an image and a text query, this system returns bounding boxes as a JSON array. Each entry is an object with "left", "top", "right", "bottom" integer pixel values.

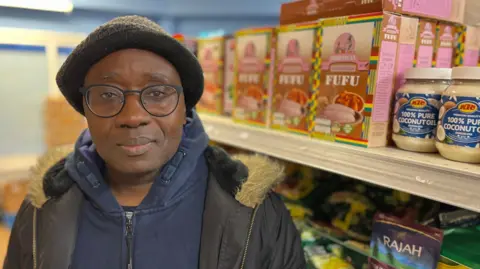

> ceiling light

[{"left": 0, "top": 0, "right": 73, "bottom": 13}]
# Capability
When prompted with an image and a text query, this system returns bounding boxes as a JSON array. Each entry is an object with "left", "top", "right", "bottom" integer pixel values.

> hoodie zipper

[
  {"left": 239, "top": 206, "right": 259, "bottom": 269},
  {"left": 125, "top": 211, "right": 134, "bottom": 269}
]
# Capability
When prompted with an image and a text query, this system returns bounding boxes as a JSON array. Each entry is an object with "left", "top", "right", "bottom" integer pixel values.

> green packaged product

[{"left": 440, "top": 226, "right": 480, "bottom": 269}]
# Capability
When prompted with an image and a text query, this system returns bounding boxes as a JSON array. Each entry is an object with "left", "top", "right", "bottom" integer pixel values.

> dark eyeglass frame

[{"left": 79, "top": 84, "right": 184, "bottom": 118}]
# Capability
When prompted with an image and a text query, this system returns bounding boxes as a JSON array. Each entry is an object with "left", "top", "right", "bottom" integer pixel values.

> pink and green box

[
  {"left": 455, "top": 25, "right": 480, "bottom": 67},
  {"left": 233, "top": 27, "right": 276, "bottom": 127},
  {"left": 310, "top": 12, "right": 419, "bottom": 148}
]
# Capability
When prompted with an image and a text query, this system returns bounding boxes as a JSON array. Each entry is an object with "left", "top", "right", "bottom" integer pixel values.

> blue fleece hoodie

[{"left": 66, "top": 111, "right": 209, "bottom": 269}]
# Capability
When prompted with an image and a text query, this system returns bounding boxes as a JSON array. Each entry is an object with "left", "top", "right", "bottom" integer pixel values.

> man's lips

[{"left": 117, "top": 137, "right": 155, "bottom": 156}]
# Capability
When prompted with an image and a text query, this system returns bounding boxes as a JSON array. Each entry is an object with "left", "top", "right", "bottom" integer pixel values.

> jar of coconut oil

[
  {"left": 436, "top": 67, "right": 480, "bottom": 163},
  {"left": 392, "top": 68, "right": 451, "bottom": 153}
]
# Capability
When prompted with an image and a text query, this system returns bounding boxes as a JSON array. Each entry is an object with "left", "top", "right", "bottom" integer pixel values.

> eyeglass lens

[{"left": 86, "top": 85, "right": 179, "bottom": 117}]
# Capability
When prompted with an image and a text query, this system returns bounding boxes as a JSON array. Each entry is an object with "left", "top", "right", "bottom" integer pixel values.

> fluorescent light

[{"left": 0, "top": 0, "right": 73, "bottom": 13}]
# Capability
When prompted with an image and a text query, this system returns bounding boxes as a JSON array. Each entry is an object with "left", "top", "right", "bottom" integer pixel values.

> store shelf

[
  {"left": 200, "top": 114, "right": 480, "bottom": 213},
  {"left": 0, "top": 154, "right": 38, "bottom": 182}
]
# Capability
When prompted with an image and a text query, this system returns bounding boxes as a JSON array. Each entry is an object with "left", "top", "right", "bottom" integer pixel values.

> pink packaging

[
  {"left": 223, "top": 37, "right": 235, "bottom": 116},
  {"left": 312, "top": 12, "right": 419, "bottom": 148},
  {"left": 434, "top": 22, "right": 456, "bottom": 68},
  {"left": 455, "top": 25, "right": 480, "bottom": 66},
  {"left": 394, "top": 15, "right": 420, "bottom": 92},
  {"left": 384, "top": 0, "right": 465, "bottom": 24},
  {"left": 414, "top": 19, "right": 437, "bottom": 68}
]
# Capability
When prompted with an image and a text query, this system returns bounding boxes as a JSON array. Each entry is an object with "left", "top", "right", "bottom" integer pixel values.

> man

[{"left": 4, "top": 16, "right": 305, "bottom": 269}]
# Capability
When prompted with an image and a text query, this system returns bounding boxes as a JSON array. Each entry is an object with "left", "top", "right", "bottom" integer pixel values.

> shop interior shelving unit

[{"left": 199, "top": 114, "right": 480, "bottom": 214}]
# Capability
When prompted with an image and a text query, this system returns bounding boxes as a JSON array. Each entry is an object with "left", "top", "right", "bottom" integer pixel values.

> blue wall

[{"left": 0, "top": 0, "right": 281, "bottom": 36}]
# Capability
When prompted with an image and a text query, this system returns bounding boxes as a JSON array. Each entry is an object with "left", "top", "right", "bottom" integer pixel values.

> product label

[
  {"left": 396, "top": 45, "right": 416, "bottom": 91},
  {"left": 395, "top": 16, "right": 419, "bottom": 91},
  {"left": 436, "top": 48, "right": 454, "bottom": 67},
  {"left": 373, "top": 14, "right": 400, "bottom": 122},
  {"left": 415, "top": 20, "right": 436, "bottom": 68},
  {"left": 437, "top": 96, "right": 480, "bottom": 148},
  {"left": 463, "top": 50, "right": 479, "bottom": 67},
  {"left": 197, "top": 38, "right": 224, "bottom": 113},
  {"left": 223, "top": 38, "right": 235, "bottom": 115},
  {"left": 272, "top": 26, "right": 315, "bottom": 133},
  {"left": 234, "top": 32, "right": 271, "bottom": 124},
  {"left": 434, "top": 23, "right": 455, "bottom": 68},
  {"left": 460, "top": 26, "right": 480, "bottom": 67},
  {"left": 369, "top": 213, "right": 443, "bottom": 269},
  {"left": 393, "top": 93, "right": 441, "bottom": 139},
  {"left": 315, "top": 21, "right": 374, "bottom": 139}
]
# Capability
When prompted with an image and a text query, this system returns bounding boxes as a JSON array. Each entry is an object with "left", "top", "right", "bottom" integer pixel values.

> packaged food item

[
  {"left": 369, "top": 213, "right": 444, "bottom": 269},
  {"left": 271, "top": 22, "right": 320, "bottom": 134},
  {"left": 312, "top": 12, "right": 419, "bottom": 147},
  {"left": 172, "top": 34, "right": 198, "bottom": 56},
  {"left": 353, "top": 181, "right": 440, "bottom": 224},
  {"left": 275, "top": 162, "right": 318, "bottom": 202},
  {"left": 436, "top": 67, "right": 480, "bottom": 163},
  {"left": 415, "top": 19, "right": 437, "bottom": 68},
  {"left": 394, "top": 14, "right": 420, "bottom": 92},
  {"left": 438, "top": 209, "right": 480, "bottom": 229},
  {"left": 307, "top": 246, "right": 355, "bottom": 269},
  {"left": 184, "top": 38, "right": 198, "bottom": 57},
  {"left": 434, "top": 22, "right": 456, "bottom": 68},
  {"left": 223, "top": 36, "right": 235, "bottom": 116},
  {"left": 322, "top": 191, "right": 376, "bottom": 242},
  {"left": 303, "top": 235, "right": 366, "bottom": 269},
  {"left": 279, "top": 0, "right": 465, "bottom": 26},
  {"left": 392, "top": 68, "right": 451, "bottom": 152},
  {"left": 438, "top": 256, "right": 472, "bottom": 269},
  {"left": 275, "top": 162, "right": 323, "bottom": 219},
  {"left": 44, "top": 96, "right": 87, "bottom": 149},
  {"left": 439, "top": 226, "right": 480, "bottom": 269},
  {"left": 197, "top": 36, "right": 225, "bottom": 114},
  {"left": 280, "top": 0, "right": 383, "bottom": 25},
  {"left": 463, "top": 0, "right": 480, "bottom": 26},
  {"left": 454, "top": 25, "right": 480, "bottom": 67},
  {"left": 384, "top": 0, "right": 464, "bottom": 24},
  {"left": 233, "top": 27, "right": 276, "bottom": 127}
]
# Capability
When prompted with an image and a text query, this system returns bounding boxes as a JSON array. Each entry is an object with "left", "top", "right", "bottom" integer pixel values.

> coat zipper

[
  {"left": 239, "top": 206, "right": 259, "bottom": 269},
  {"left": 32, "top": 208, "right": 38, "bottom": 269},
  {"left": 125, "top": 211, "right": 134, "bottom": 269}
]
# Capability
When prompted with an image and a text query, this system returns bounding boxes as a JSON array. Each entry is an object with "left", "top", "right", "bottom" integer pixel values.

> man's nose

[{"left": 115, "top": 93, "right": 151, "bottom": 128}]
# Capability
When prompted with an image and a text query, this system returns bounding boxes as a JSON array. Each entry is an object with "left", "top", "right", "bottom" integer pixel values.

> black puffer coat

[{"left": 3, "top": 146, "right": 306, "bottom": 269}]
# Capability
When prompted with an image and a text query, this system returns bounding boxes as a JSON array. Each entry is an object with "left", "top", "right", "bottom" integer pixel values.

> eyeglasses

[{"left": 80, "top": 84, "right": 183, "bottom": 118}]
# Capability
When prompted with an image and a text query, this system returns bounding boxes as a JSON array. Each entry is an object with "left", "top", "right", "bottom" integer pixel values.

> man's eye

[
  {"left": 148, "top": 91, "right": 165, "bottom": 97},
  {"left": 100, "top": 92, "right": 118, "bottom": 99}
]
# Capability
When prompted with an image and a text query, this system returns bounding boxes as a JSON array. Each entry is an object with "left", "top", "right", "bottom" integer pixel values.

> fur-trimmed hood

[{"left": 28, "top": 145, "right": 285, "bottom": 209}]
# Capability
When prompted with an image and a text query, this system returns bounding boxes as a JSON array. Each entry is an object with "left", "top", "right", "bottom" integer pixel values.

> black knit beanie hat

[{"left": 56, "top": 15, "right": 204, "bottom": 115}]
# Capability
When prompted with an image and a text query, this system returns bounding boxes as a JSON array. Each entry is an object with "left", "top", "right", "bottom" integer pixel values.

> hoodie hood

[
  {"left": 64, "top": 110, "right": 209, "bottom": 214},
  {"left": 28, "top": 123, "right": 286, "bottom": 210}
]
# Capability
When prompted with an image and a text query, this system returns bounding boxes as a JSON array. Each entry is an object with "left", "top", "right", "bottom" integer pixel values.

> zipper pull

[
  {"left": 125, "top": 211, "right": 134, "bottom": 269},
  {"left": 126, "top": 212, "right": 134, "bottom": 237}
]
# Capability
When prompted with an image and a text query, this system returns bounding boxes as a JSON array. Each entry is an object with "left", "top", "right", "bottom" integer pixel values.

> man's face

[{"left": 83, "top": 49, "right": 186, "bottom": 175}]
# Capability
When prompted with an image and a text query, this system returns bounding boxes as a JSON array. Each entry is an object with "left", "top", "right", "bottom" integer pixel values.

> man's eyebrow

[{"left": 145, "top": 72, "right": 170, "bottom": 83}]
